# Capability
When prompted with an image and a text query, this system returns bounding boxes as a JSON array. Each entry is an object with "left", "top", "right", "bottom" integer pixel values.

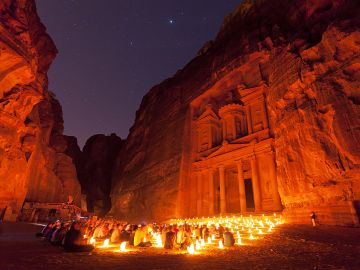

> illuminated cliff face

[
  {"left": 0, "top": 0, "right": 81, "bottom": 221},
  {"left": 110, "top": 0, "right": 360, "bottom": 225}
]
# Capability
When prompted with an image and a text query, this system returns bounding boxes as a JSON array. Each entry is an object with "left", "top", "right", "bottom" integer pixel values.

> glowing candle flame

[
  {"left": 211, "top": 234, "right": 215, "bottom": 240},
  {"left": 103, "top": 239, "right": 109, "bottom": 247},
  {"left": 156, "top": 234, "right": 163, "bottom": 248},
  {"left": 200, "top": 238, "right": 205, "bottom": 246},
  {"left": 195, "top": 240, "right": 201, "bottom": 250},
  {"left": 89, "top": 237, "right": 95, "bottom": 245},
  {"left": 120, "top": 241, "right": 127, "bottom": 252},
  {"left": 237, "top": 237, "right": 242, "bottom": 245},
  {"left": 218, "top": 240, "right": 224, "bottom": 249},
  {"left": 187, "top": 243, "right": 195, "bottom": 254},
  {"left": 207, "top": 236, "right": 211, "bottom": 244},
  {"left": 249, "top": 234, "right": 254, "bottom": 240}
]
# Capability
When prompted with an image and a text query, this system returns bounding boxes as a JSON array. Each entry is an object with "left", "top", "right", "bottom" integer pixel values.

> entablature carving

[{"left": 192, "top": 138, "right": 274, "bottom": 170}]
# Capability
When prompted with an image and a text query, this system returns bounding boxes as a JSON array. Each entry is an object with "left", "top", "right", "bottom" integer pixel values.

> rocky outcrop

[
  {"left": 66, "top": 134, "right": 123, "bottom": 217},
  {"left": 110, "top": 0, "right": 360, "bottom": 225},
  {"left": 0, "top": 0, "right": 81, "bottom": 221}
]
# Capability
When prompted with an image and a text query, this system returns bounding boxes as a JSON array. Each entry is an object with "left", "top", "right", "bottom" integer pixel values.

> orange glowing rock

[
  {"left": 0, "top": 0, "right": 81, "bottom": 221},
  {"left": 106, "top": 0, "right": 360, "bottom": 226}
]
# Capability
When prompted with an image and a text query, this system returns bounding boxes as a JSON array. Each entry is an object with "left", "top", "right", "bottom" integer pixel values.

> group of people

[
  {"left": 37, "top": 217, "right": 236, "bottom": 252},
  {"left": 37, "top": 219, "right": 94, "bottom": 252}
]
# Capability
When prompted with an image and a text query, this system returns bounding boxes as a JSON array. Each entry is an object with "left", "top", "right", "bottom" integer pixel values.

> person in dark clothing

[
  {"left": 311, "top": 212, "right": 316, "bottom": 227},
  {"left": 119, "top": 229, "right": 130, "bottom": 242},
  {"left": 63, "top": 222, "right": 94, "bottom": 252},
  {"left": 36, "top": 222, "right": 54, "bottom": 237},
  {"left": 45, "top": 221, "right": 59, "bottom": 241},
  {"left": 164, "top": 225, "right": 176, "bottom": 249}
]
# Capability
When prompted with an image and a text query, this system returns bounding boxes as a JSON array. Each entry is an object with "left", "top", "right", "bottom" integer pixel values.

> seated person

[
  {"left": 164, "top": 226, "right": 176, "bottom": 249},
  {"left": 92, "top": 222, "right": 102, "bottom": 239},
  {"left": 36, "top": 222, "right": 53, "bottom": 237},
  {"left": 50, "top": 221, "right": 64, "bottom": 245},
  {"left": 134, "top": 225, "right": 151, "bottom": 247},
  {"left": 128, "top": 226, "right": 136, "bottom": 246},
  {"left": 223, "top": 228, "right": 235, "bottom": 247},
  {"left": 119, "top": 226, "right": 130, "bottom": 242},
  {"left": 110, "top": 224, "right": 122, "bottom": 243},
  {"left": 97, "top": 223, "right": 110, "bottom": 239},
  {"left": 63, "top": 222, "right": 94, "bottom": 252},
  {"left": 46, "top": 220, "right": 60, "bottom": 241},
  {"left": 176, "top": 225, "right": 186, "bottom": 248}
]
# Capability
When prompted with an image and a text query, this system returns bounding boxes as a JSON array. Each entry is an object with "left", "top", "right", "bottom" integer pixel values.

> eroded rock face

[
  {"left": 0, "top": 0, "right": 81, "bottom": 221},
  {"left": 66, "top": 134, "right": 123, "bottom": 217},
  {"left": 110, "top": 0, "right": 360, "bottom": 225}
]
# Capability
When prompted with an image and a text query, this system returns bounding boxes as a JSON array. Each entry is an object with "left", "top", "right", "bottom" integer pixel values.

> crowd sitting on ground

[{"left": 36, "top": 217, "right": 236, "bottom": 252}]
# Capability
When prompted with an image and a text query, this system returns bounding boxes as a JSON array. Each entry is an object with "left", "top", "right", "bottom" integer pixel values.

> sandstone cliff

[
  {"left": 110, "top": 0, "right": 360, "bottom": 225},
  {"left": 0, "top": 0, "right": 81, "bottom": 221},
  {"left": 66, "top": 134, "right": 123, "bottom": 217}
]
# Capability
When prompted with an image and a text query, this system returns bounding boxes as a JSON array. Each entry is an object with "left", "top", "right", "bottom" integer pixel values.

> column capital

[
  {"left": 235, "top": 159, "right": 243, "bottom": 165},
  {"left": 249, "top": 153, "right": 257, "bottom": 161}
]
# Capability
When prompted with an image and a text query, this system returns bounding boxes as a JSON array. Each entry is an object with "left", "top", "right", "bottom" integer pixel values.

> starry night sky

[{"left": 36, "top": 0, "right": 240, "bottom": 147}]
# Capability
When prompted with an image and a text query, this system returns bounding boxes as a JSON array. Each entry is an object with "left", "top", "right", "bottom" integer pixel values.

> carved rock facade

[{"left": 111, "top": 0, "right": 360, "bottom": 225}]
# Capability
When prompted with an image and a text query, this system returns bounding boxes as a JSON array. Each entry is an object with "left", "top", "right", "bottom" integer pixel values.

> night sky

[{"left": 36, "top": 0, "right": 240, "bottom": 147}]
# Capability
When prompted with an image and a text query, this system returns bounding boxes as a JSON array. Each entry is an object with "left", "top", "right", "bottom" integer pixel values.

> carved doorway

[{"left": 245, "top": 179, "right": 255, "bottom": 211}]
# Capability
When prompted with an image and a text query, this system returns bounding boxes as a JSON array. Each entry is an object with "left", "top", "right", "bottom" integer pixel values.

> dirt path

[{"left": 1, "top": 222, "right": 359, "bottom": 270}]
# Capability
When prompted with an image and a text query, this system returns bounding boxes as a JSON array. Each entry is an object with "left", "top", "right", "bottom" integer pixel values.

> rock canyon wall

[
  {"left": 110, "top": 0, "right": 360, "bottom": 225},
  {"left": 66, "top": 134, "right": 123, "bottom": 217},
  {"left": 0, "top": 0, "right": 81, "bottom": 221},
  {"left": 1, "top": 0, "right": 358, "bottom": 225}
]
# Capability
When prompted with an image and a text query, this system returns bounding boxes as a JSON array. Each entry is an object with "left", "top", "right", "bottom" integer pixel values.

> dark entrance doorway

[{"left": 245, "top": 179, "right": 255, "bottom": 211}]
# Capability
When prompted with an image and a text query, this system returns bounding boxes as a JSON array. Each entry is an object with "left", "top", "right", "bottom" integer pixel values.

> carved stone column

[
  {"left": 191, "top": 171, "right": 198, "bottom": 217},
  {"left": 219, "top": 165, "right": 227, "bottom": 214},
  {"left": 250, "top": 156, "right": 262, "bottom": 212},
  {"left": 221, "top": 119, "right": 227, "bottom": 142},
  {"left": 262, "top": 96, "right": 269, "bottom": 129},
  {"left": 208, "top": 169, "right": 215, "bottom": 216},
  {"left": 236, "top": 160, "right": 247, "bottom": 213},
  {"left": 246, "top": 105, "right": 253, "bottom": 134},
  {"left": 268, "top": 152, "right": 282, "bottom": 210},
  {"left": 208, "top": 125, "right": 213, "bottom": 149},
  {"left": 197, "top": 171, "right": 203, "bottom": 216}
]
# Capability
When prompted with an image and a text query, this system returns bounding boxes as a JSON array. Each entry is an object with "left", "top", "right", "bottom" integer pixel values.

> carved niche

[{"left": 196, "top": 105, "right": 222, "bottom": 152}]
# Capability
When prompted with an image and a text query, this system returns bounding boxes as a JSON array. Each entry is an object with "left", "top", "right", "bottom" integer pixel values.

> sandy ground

[{"left": 0, "top": 222, "right": 360, "bottom": 270}]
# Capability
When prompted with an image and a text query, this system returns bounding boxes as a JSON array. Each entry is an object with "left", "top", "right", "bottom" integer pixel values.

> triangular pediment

[
  {"left": 238, "top": 84, "right": 266, "bottom": 103},
  {"left": 238, "top": 87, "right": 258, "bottom": 97},
  {"left": 197, "top": 106, "right": 219, "bottom": 122},
  {"left": 206, "top": 142, "right": 250, "bottom": 159}
]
